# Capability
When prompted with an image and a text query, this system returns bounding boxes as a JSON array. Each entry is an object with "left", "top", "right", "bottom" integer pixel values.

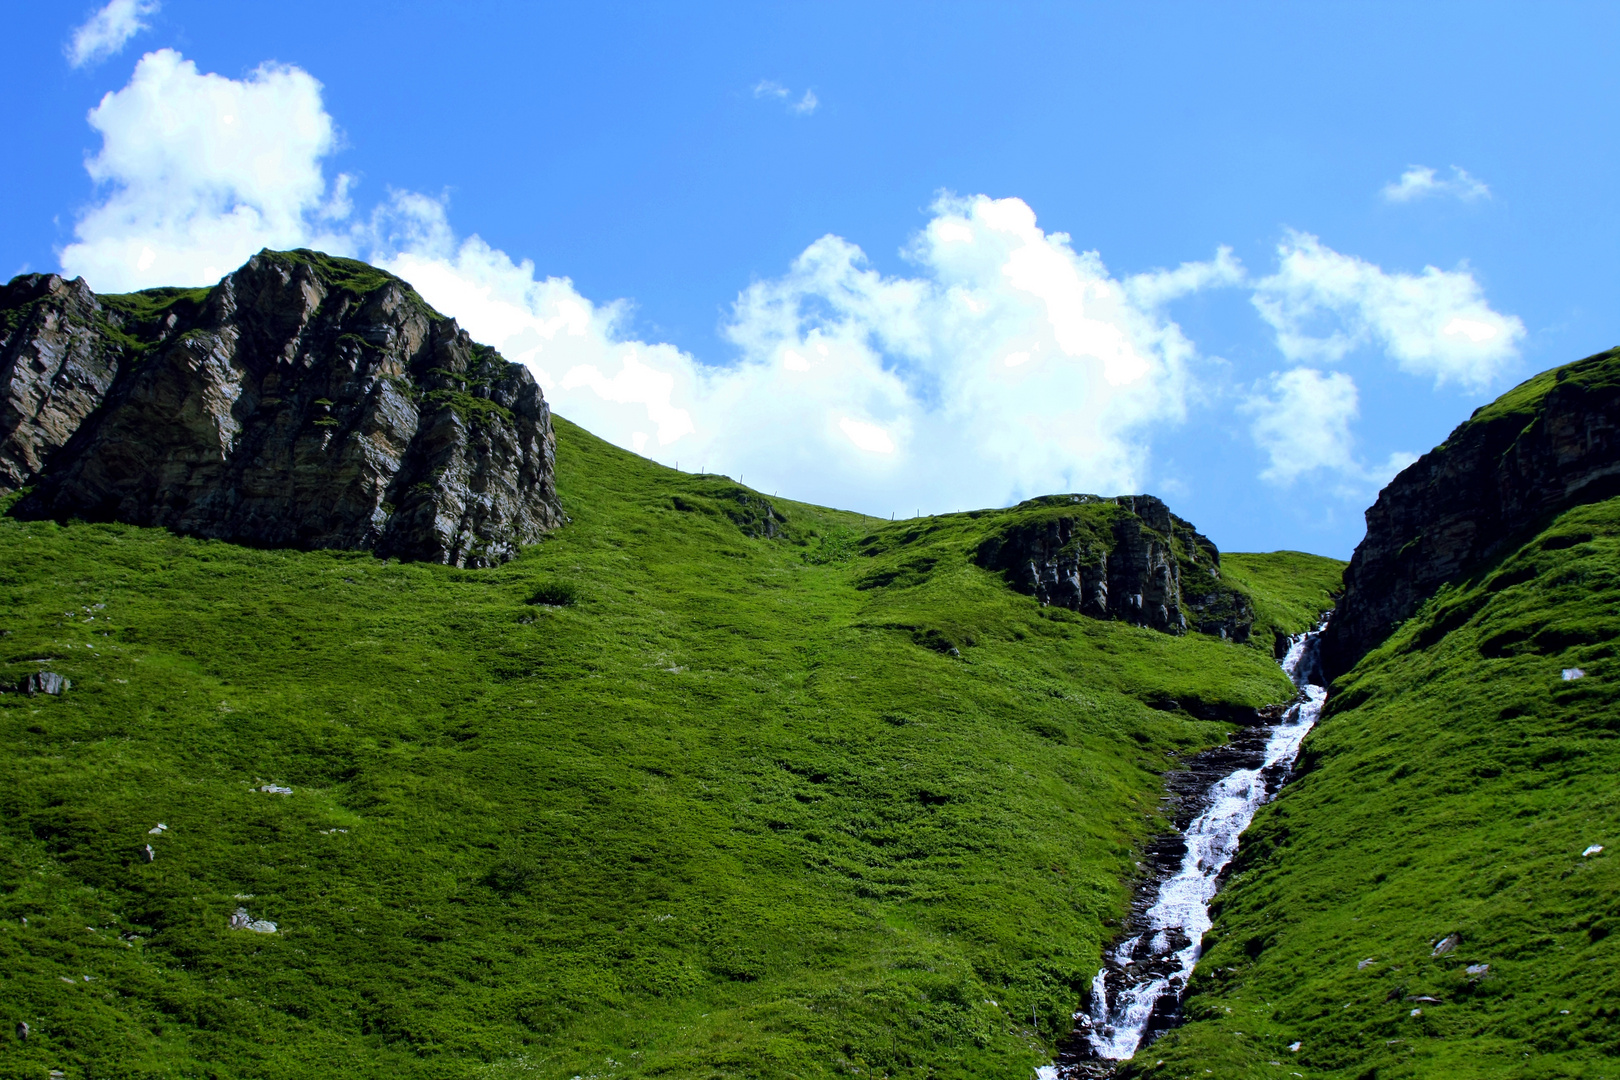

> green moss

[
  {"left": 421, "top": 388, "right": 515, "bottom": 426},
  {"left": 1144, "top": 497, "right": 1620, "bottom": 1078},
  {"left": 99, "top": 285, "right": 213, "bottom": 326},
  {"left": 255, "top": 248, "right": 446, "bottom": 318},
  {"left": 1458, "top": 345, "right": 1620, "bottom": 432},
  {"left": 0, "top": 415, "right": 1320, "bottom": 1079}
]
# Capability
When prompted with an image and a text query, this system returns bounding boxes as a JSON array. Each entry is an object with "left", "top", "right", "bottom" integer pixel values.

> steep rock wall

[
  {"left": 974, "top": 494, "right": 1254, "bottom": 639},
  {"left": 6, "top": 250, "right": 564, "bottom": 567},
  {"left": 1321, "top": 347, "right": 1620, "bottom": 675},
  {"left": 0, "top": 274, "right": 122, "bottom": 491}
]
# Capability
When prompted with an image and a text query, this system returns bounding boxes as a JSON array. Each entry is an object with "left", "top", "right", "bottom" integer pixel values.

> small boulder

[
  {"left": 1357, "top": 957, "right": 1376, "bottom": 970},
  {"left": 1582, "top": 844, "right": 1604, "bottom": 857},
  {"left": 138, "top": 844, "right": 155, "bottom": 863},
  {"left": 1432, "top": 932, "right": 1461, "bottom": 957},
  {"left": 22, "top": 672, "right": 69, "bottom": 696},
  {"left": 15, "top": 1021, "right": 27, "bottom": 1042},
  {"left": 257, "top": 784, "right": 292, "bottom": 795},
  {"left": 1466, "top": 964, "right": 1490, "bottom": 976},
  {"left": 228, "top": 906, "right": 277, "bottom": 934},
  {"left": 1562, "top": 668, "right": 1586, "bottom": 681}
]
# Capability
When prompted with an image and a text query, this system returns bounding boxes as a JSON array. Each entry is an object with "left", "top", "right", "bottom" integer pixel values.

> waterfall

[{"left": 1057, "top": 621, "right": 1329, "bottom": 1070}]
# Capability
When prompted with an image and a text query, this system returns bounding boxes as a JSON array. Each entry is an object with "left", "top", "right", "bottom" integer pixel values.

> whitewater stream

[{"left": 1045, "top": 622, "right": 1329, "bottom": 1077}]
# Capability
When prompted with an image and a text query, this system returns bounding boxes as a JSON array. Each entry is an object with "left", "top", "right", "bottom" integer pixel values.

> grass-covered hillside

[
  {"left": 1138, "top": 496, "right": 1620, "bottom": 1079},
  {"left": 0, "top": 416, "right": 1339, "bottom": 1080}
]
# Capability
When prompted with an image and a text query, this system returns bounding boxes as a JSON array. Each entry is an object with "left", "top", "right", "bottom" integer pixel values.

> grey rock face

[
  {"left": 1321, "top": 348, "right": 1620, "bottom": 676},
  {"left": 0, "top": 273, "right": 121, "bottom": 491},
  {"left": 975, "top": 494, "right": 1253, "bottom": 639},
  {"left": 9, "top": 250, "right": 564, "bottom": 567}
]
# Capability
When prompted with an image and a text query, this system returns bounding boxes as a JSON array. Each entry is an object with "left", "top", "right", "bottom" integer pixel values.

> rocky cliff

[
  {"left": 974, "top": 494, "right": 1254, "bottom": 639},
  {"left": 2, "top": 250, "right": 564, "bottom": 567},
  {"left": 1321, "top": 346, "right": 1620, "bottom": 675},
  {"left": 0, "top": 273, "right": 122, "bottom": 491}
]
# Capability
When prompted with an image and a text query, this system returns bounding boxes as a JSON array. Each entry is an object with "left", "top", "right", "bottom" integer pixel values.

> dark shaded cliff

[
  {"left": 1321, "top": 348, "right": 1620, "bottom": 675},
  {"left": 3, "top": 250, "right": 563, "bottom": 567},
  {"left": 973, "top": 494, "right": 1254, "bottom": 640}
]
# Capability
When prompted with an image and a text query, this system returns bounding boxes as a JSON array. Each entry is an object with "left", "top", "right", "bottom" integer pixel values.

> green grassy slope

[
  {"left": 1, "top": 417, "right": 1322, "bottom": 1080},
  {"left": 1218, "top": 553, "right": 1344, "bottom": 654},
  {"left": 1137, "top": 497, "right": 1620, "bottom": 1080}
]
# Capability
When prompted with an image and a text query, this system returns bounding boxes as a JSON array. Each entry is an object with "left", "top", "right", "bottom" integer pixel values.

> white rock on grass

[
  {"left": 228, "top": 907, "right": 277, "bottom": 934},
  {"left": 1582, "top": 844, "right": 1604, "bottom": 857},
  {"left": 257, "top": 784, "right": 292, "bottom": 795}
]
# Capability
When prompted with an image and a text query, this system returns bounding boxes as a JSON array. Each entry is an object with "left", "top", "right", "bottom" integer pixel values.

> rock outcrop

[
  {"left": 1321, "top": 347, "right": 1620, "bottom": 675},
  {"left": 4, "top": 250, "right": 564, "bottom": 567},
  {"left": 1, "top": 273, "right": 122, "bottom": 490},
  {"left": 974, "top": 494, "right": 1254, "bottom": 639}
]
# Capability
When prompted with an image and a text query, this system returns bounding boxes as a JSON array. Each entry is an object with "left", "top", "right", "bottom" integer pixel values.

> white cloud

[
  {"left": 1125, "top": 246, "right": 1245, "bottom": 307},
  {"left": 1381, "top": 165, "right": 1491, "bottom": 203},
  {"left": 1244, "top": 368, "right": 1362, "bottom": 485},
  {"left": 66, "top": 0, "right": 158, "bottom": 68},
  {"left": 1251, "top": 230, "right": 1524, "bottom": 390},
  {"left": 369, "top": 193, "right": 1209, "bottom": 514},
  {"left": 60, "top": 49, "right": 351, "bottom": 291},
  {"left": 1243, "top": 368, "right": 1419, "bottom": 492},
  {"left": 753, "top": 79, "right": 818, "bottom": 115},
  {"left": 79, "top": 50, "right": 1504, "bottom": 519}
]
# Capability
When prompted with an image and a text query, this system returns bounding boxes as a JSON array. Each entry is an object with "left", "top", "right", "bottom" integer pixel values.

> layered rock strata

[
  {"left": 4, "top": 250, "right": 564, "bottom": 567},
  {"left": 1322, "top": 347, "right": 1620, "bottom": 675},
  {"left": 974, "top": 494, "right": 1254, "bottom": 639}
]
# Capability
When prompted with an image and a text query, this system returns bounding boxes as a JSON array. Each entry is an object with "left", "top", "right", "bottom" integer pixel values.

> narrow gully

[{"left": 1044, "top": 621, "right": 1330, "bottom": 1078}]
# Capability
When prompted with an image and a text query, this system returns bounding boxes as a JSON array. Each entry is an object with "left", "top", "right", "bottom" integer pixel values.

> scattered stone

[
  {"left": 258, "top": 784, "right": 292, "bottom": 795},
  {"left": 138, "top": 844, "right": 155, "bottom": 863},
  {"left": 15, "top": 1021, "right": 27, "bottom": 1042},
  {"left": 1357, "top": 957, "right": 1376, "bottom": 970},
  {"left": 1466, "top": 964, "right": 1490, "bottom": 976},
  {"left": 148, "top": 823, "right": 167, "bottom": 835},
  {"left": 1582, "top": 844, "right": 1604, "bottom": 857},
  {"left": 1563, "top": 668, "right": 1586, "bottom": 680},
  {"left": 228, "top": 907, "right": 277, "bottom": 934},
  {"left": 1409, "top": 1008, "right": 1423, "bottom": 1017},
  {"left": 1432, "top": 932, "right": 1461, "bottom": 957},
  {"left": 1406, "top": 995, "right": 1442, "bottom": 1004},
  {"left": 1288, "top": 1041, "right": 1302, "bottom": 1052},
  {"left": 21, "top": 672, "right": 69, "bottom": 696}
]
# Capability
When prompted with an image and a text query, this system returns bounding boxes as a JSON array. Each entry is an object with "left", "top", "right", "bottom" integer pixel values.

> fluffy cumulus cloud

[
  {"left": 60, "top": 49, "right": 351, "bottom": 291},
  {"left": 1242, "top": 369, "right": 1419, "bottom": 491},
  {"left": 378, "top": 193, "right": 1222, "bottom": 513},
  {"left": 1381, "top": 165, "right": 1491, "bottom": 203},
  {"left": 1252, "top": 230, "right": 1524, "bottom": 390},
  {"left": 66, "top": 0, "right": 158, "bottom": 68},
  {"left": 57, "top": 51, "right": 1525, "bottom": 513}
]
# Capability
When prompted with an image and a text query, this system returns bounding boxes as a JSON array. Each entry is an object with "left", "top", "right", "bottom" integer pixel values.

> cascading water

[{"left": 1051, "top": 621, "right": 1329, "bottom": 1074}]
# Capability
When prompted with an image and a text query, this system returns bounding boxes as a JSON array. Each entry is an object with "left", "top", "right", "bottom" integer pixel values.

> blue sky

[{"left": 5, "top": 2, "right": 1618, "bottom": 558}]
